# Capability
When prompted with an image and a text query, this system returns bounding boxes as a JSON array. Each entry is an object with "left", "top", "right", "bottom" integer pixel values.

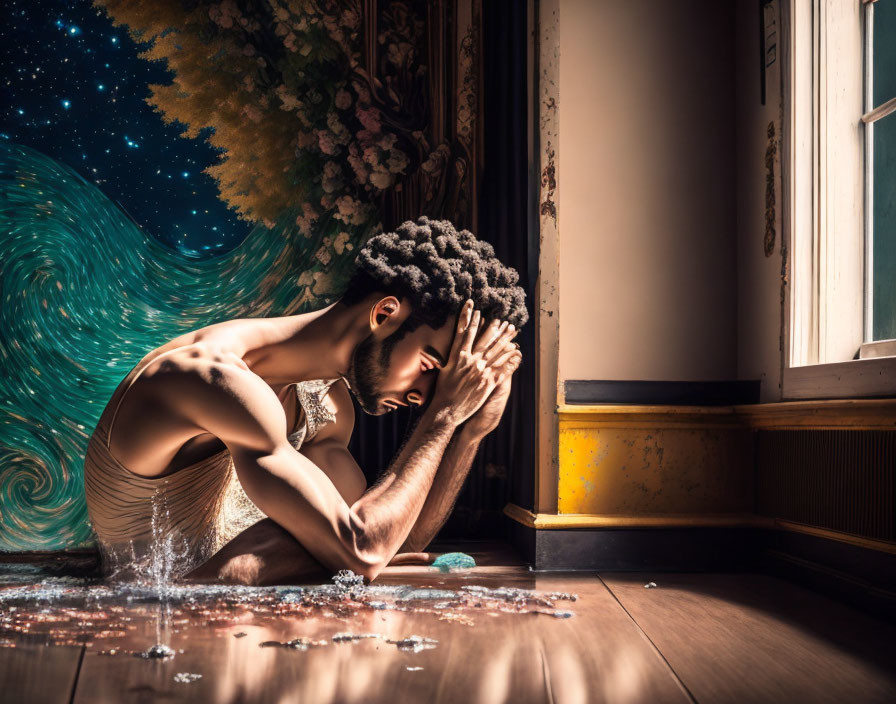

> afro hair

[{"left": 340, "top": 216, "right": 528, "bottom": 332}]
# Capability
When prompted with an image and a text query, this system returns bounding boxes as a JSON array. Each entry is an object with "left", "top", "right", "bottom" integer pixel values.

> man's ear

[{"left": 370, "top": 296, "right": 402, "bottom": 330}]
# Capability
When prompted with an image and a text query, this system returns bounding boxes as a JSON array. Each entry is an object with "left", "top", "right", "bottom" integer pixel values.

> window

[
  {"left": 861, "top": 0, "right": 896, "bottom": 356},
  {"left": 784, "top": 0, "right": 896, "bottom": 398}
]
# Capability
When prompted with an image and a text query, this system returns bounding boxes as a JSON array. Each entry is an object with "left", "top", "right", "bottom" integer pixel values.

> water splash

[
  {"left": 332, "top": 569, "right": 366, "bottom": 597},
  {"left": 148, "top": 487, "right": 195, "bottom": 651},
  {"left": 0, "top": 142, "right": 364, "bottom": 551},
  {"left": 138, "top": 643, "right": 175, "bottom": 659}
]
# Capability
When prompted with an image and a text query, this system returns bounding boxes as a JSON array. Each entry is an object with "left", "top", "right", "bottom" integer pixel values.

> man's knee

[
  {"left": 217, "top": 553, "right": 265, "bottom": 585},
  {"left": 183, "top": 519, "right": 327, "bottom": 585}
]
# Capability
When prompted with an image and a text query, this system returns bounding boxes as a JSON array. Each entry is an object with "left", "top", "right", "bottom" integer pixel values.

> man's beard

[{"left": 344, "top": 329, "right": 400, "bottom": 415}]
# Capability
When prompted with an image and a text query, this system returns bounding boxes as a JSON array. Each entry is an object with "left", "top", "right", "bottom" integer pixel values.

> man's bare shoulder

[
  {"left": 105, "top": 343, "right": 283, "bottom": 475},
  {"left": 141, "top": 317, "right": 274, "bottom": 364},
  {"left": 138, "top": 346, "right": 289, "bottom": 454}
]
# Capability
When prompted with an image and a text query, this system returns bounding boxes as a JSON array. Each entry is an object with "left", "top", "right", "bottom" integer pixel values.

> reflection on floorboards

[{"left": 1, "top": 544, "right": 895, "bottom": 703}]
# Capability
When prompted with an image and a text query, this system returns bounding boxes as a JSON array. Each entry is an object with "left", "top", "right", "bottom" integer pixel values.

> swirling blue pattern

[{"left": 0, "top": 142, "right": 361, "bottom": 551}]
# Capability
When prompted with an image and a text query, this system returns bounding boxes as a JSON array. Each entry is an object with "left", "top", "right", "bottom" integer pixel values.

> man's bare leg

[
  {"left": 180, "top": 519, "right": 438, "bottom": 586},
  {"left": 181, "top": 519, "right": 328, "bottom": 586}
]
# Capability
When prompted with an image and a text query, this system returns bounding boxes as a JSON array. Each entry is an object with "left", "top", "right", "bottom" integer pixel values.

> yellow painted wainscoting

[
  {"left": 555, "top": 405, "right": 753, "bottom": 516},
  {"left": 504, "top": 400, "right": 896, "bottom": 552}
]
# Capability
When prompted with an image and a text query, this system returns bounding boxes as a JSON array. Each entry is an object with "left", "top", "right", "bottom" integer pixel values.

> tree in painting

[{"left": 96, "top": 0, "right": 436, "bottom": 256}]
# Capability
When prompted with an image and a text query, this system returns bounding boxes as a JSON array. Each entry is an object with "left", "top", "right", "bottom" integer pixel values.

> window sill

[
  {"left": 782, "top": 356, "right": 896, "bottom": 400},
  {"left": 860, "top": 340, "right": 896, "bottom": 360}
]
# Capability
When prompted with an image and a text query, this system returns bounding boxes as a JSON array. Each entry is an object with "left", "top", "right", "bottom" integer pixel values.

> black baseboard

[
  {"left": 510, "top": 522, "right": 760, "bottom": 571},
  {"left": 758, "top": 529, "right": 896, "bottom": 621},
  {"left": 507, "top": 519, "right": 896, "bottom": 621},
  {"left": 564, "top": 379, "right": 761, "bottom": 405},
  {"left": 762, "top": 529, "right": 896, "bottom": 589}
]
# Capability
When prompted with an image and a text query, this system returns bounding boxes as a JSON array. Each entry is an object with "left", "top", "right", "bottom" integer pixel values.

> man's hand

[
  {"left": 428, "top": 302, "right": 517, "bottom": 427},
  {"left": 397, "top": 315, "right": 521, "bottom": 554},
  {"left": 462, "top": 321, "right": 522, "bottom": 439}
]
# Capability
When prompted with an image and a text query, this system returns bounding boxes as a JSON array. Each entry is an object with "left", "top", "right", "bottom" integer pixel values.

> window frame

[
  {"left": 860, "top": 0, "right": 896, "bottom": 355},
  {"left": 782, "top": 0, "right": 896, "bottom": 399}
]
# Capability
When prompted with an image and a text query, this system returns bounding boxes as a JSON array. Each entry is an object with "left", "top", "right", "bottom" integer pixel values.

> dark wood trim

[
  {"left": 564, "top": 379, "right": 761, "bottom": 406},
  {"left": 504, "top": 504, "right": 772, "bottom": 529},
  {"left": 759, "top": 528, "right": 896, "bottom": 621},
  {"left": 761, "top": 528, "right": 896, "bottom": 592},
  {"left": 737, "top": 400, "right": 896, "bottom": 429},
  {"left": 506, "top": 519, "right": 896, "bottom": 621},
  {"left": 508, "top": 523, "right": 761, "bottom": 571},
  {"left": 555, "top": 399, "right": 896, "bottom": 429}
]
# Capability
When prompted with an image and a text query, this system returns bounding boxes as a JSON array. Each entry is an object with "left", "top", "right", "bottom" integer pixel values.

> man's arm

[
  {"left": 299, "top": 380, "right": 488, "bottom": 559},
  {"left": 400, "top": 344, "right": 523, "bottom": 553},
  {"left": 296, "top": 384, "right": 479, "bottom": 565},
  {"left": 399, "top": 426, "right": 483, "bottom": 553}
]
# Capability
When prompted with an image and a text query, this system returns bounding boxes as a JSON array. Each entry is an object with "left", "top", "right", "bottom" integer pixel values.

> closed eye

[
  {"left": 423, "top": 345, "right": 448, "bottom": 369},
  {"left": 420, "top": 354, "right": 440, "bottom": 372}
]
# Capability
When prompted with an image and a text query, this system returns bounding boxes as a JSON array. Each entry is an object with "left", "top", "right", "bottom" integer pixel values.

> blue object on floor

[{"left": 432, "top": 552, "right": 476, "bottom": 572}]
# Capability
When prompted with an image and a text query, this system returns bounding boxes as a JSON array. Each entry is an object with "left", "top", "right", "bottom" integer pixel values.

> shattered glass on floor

[{"left": 0, "top": 558, "right": 576, "bottom": 657}]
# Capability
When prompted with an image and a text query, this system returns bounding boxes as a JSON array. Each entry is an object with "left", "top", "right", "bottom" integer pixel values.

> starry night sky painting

[
  {"left": 1, "top": 0, "right": 252, "bottom": 256},
  {"left": 0, "top": 0, "right": 484, "bottom": 551}
]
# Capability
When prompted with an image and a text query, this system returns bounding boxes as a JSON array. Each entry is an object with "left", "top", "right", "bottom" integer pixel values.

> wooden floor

[{"left": 2, "top": 545, "right": 896, "bottom": 704}]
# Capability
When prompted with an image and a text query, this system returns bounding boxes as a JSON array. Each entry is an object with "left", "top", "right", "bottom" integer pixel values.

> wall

[
  {"left": 735, "top": 0, "right": 785, "bottom": 402},
  {"left": 557, "top": 0, "right": 738, "bottom": 386},
  {"left": 515, "top": 2, "right": 896, "bottom": 613}
]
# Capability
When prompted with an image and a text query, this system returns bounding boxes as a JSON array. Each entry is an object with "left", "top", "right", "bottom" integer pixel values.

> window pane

[
  {"left": 874, "top": 0, "right": 896, "bottom": 107},
  {"left": 873, "top": 112, "right": 896, "bottom": 341}
]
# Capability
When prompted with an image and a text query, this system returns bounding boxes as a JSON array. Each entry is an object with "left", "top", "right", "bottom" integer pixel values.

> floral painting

[{"left": 0, "top": 0, "right": 483, "bottom": 550}]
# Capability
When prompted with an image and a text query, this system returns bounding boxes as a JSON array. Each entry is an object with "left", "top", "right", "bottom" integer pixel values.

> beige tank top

[{"left": 83, "top": 349, "right": 340, "bottom": 579}]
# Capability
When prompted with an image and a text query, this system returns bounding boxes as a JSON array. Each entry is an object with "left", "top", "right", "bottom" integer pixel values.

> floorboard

[
  {"left": 62, "top": 564, "right": 689, "bottom": 703},
  {"left": 601, "top": 572, "right": 896, "bottom": 704},
  {"left": 6, "top": 550, "right": 896, "bottom": 703},
  {"left": 0, "top": 643, "right": 83, "bottom": 704},
  {"left": 535, "top": 574, "right": 692, "bottom": 704},
  {"left": 67, "top": 565, "right": 559, "bottom": 704}
]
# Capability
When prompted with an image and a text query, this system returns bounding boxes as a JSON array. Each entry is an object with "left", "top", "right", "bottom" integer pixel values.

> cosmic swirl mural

[{"left": 0, "top": 0, "right": 484, "bottom": 551}]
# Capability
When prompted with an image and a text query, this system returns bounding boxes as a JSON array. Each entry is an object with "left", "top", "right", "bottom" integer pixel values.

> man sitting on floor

[{"left": 83, "top": 216, "right": 527, "bottom": 584}]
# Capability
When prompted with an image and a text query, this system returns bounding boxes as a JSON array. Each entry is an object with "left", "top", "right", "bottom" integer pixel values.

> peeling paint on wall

[
  {"left": 540, "top": 141, "right": 557, "bottom": 221},
  {"left": 558, "top": 422, "right": 753, "bottom": 515},
  {"left": 779, "top": 204, "right": 789, "bottom": 358},
  {"left": 764, "top": 121, "right": 777, "bottom": 257},
  {"left": 535, "top": 0, "right": 561, "bottom": 512}
]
